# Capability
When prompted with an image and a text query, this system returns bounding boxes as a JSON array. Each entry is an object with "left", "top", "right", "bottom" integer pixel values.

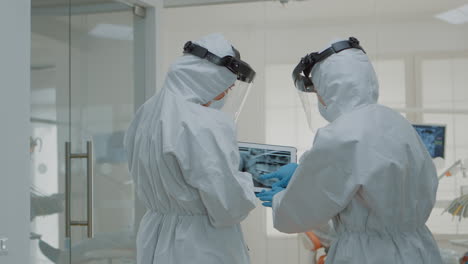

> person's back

[
  {"left": 271, "top": 43, "right": 443, "bottom": 263},
  {"left": 321, "top": 103, "right": 441, "bottom": 263},
  {"left": 124, "top": 33, "right": 256, "bottom": 264}
]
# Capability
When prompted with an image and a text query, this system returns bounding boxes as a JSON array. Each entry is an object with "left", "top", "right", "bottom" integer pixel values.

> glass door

[
  {"left": 31, "top": 1, "right": 145, "bottom": 263},
  {"left": 68, "top": 2, "right": 139, "bottom": 263}
]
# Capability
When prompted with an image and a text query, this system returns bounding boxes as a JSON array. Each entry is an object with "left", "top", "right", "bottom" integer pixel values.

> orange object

[
  {"left": 454, "top": 205, "right": 464, "bottom": 216},
  {"left": 446, "top": 171, "right": 452, "bottom": 177},
  {"left": 304, "top": 231, "right": 328, "bottom": 264},
  {"left": 305, "top": 231, "right": 322, "bottom": 251},
  {"left": 317, "top": 255, "right": 327, "bottom": 264}
]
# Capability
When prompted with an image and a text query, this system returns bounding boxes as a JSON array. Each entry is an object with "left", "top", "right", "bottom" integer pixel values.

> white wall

[{"left": 0, "top": 0, "right": 31, "bottom": 263}]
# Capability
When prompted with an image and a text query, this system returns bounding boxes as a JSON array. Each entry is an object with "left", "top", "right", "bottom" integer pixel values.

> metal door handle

[{"left": 65, "top": 141, "right": 94, "bottom": 238}]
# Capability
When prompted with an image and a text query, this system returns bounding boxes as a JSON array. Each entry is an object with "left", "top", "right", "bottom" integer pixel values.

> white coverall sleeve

[
  {"left": 173, "top": 125, "right": 257, "bottom": 228},
  {"left": 272, "top": 127, "right": 360, "bottom": 233}
]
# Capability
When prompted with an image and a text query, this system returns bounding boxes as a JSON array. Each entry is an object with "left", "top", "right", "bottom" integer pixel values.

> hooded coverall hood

[
  {"left": 311, "top": 48, "right": 379, "bottom": 122},
  {"left": 163, "top": 33, "right": 237, "bottom": 105}
]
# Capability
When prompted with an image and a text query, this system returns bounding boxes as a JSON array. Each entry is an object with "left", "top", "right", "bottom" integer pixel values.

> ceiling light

[
  {"left": 89, "top": 24, "right": 133, "bottom": 41},
  {"left": 435, "top": 4, "right": 468, "bottom": 25}
]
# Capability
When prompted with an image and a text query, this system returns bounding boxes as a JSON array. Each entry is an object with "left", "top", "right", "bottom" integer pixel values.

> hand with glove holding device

[
  {"left": 256, "top": 187, "right": 285, "bottom": 207},
  {"left": 259, "top": 163, "right": 298, "bottom": 188}
]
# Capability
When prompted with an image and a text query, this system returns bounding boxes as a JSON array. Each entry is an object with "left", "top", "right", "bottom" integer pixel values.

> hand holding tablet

[{"left": 238, "top": 142, "right": 297, "bottom": 193}]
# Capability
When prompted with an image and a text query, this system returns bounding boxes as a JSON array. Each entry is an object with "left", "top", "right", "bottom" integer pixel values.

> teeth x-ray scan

[{"left": 238, "top": 142, "right": 297, "bottom": 192}]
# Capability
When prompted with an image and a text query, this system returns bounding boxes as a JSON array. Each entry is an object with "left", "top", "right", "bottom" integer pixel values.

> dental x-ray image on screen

[
  {"left": 413, "top": 124, "right": 446, "bottom": 159},
  {"left": 238, "top": 142, "right": 297, "bottom": 192}
]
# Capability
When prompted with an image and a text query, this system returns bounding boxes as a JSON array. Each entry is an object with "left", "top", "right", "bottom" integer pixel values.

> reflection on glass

[
  {"left": 36, "top": 231, "right": 136, "bottom": 263},
  {"left": 30, "top": 62, "right": 64, "bottom": 263}
]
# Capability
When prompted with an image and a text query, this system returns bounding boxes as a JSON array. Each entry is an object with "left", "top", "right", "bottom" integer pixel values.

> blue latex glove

[
  {"left": 259, "top": 163, "right": 298, "bottom": 188},
  {"left": 255, "top": 187, "right": 285, "bottom": 207}
]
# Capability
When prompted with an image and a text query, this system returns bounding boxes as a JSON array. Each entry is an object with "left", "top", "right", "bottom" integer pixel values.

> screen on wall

[{"left": 413, "top": 124, "right": 446, "bottom": 159}]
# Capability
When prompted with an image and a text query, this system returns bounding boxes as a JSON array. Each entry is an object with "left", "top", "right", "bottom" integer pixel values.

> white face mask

[
  {"left": 209, "top": 97, "right": 226, "bottom": 110},
  {"left": 318, "top": 101, "right": 331, "bottom": 122},
  {"left": 318, "top": 99, "right": 343, "bottom": 123}
]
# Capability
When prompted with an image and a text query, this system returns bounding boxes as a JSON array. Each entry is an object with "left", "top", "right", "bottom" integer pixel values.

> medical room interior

[{"left": 1, "top": 0, "right": 468, "bottom": 263}]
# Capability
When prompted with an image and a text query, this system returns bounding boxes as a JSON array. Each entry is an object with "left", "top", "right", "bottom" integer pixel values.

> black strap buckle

[
  {"left": 349, "top": 37, "right": 360, "bottom": 47},
  {"left": 183, "top": 41, "right": 193, "bottom": 52},
  {"left": 183, "top": 41, "right": 208, "bottom": 58}
]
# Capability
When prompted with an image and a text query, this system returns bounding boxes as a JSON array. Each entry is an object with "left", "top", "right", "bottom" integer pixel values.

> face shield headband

[
  {"left": 183, "top": 41, "right": 256, "bottom": 83},
  {"left": 292, "top": 37, "right": 366, "bottom": 93}
]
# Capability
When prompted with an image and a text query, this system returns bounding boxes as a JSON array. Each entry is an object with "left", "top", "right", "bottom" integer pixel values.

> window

[{"left": 373, "top": 59, "right": 406, "bottom": 108}]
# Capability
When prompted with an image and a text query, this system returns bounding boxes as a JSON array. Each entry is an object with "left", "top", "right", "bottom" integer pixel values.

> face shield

[
  {"left": 291, "top": 37, "right": 365, "bottom": 129},
  {"left": 183, "top": 41, "right": 256, "bottom": 122},
  {"left": 217, "top": 80, "right": 252, "bottom": 121}
]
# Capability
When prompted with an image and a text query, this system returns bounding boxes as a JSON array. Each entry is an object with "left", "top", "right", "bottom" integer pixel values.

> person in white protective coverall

[
  {"left": 124, "top": 33, "right": 257, "bottom": 264},
  {"left": 257, "top": 37, "right": 443, "bottom": 263}
]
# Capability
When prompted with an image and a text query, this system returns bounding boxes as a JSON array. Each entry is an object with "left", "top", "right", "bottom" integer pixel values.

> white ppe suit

[
  {"left": 273, "top": 49, "right": 443, "bottom": 263},
  {"left": 124, "top": 33, "right": 256, "bottom": 264}
]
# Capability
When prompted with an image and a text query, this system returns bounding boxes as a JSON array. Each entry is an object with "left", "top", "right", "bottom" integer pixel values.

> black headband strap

[
  {"left": 183, "top": 41, "right": 225, "bottom": 65},
  {"left": 183, "top": 41, "right": 256, "bottom": 83},
  {"left": 302, "top": 37, "right": 365, "bottom": 80}
]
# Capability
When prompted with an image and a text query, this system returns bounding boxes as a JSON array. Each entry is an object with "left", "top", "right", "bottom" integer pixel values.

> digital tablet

[{"left": 238, "top": 142, "right": 297, "bottom": 193}]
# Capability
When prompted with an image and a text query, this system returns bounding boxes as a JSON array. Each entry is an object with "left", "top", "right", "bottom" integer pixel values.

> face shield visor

[
  {"left": 183, "top": 41, "right": 256, "bottom": 122},
  {"left": 216, "top": 79, "right": 253, "bottom": 122},
  {"left": 291, "top": 37, "right": 365, "bottom": 129}
]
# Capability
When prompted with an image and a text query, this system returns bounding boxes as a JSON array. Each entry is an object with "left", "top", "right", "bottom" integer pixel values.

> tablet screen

[
  {"left": 238, "top": 142, "right": 297, "bottom": 193},
  {"left": 412, "top": 124, "right": 445, "bottom": 159}
]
